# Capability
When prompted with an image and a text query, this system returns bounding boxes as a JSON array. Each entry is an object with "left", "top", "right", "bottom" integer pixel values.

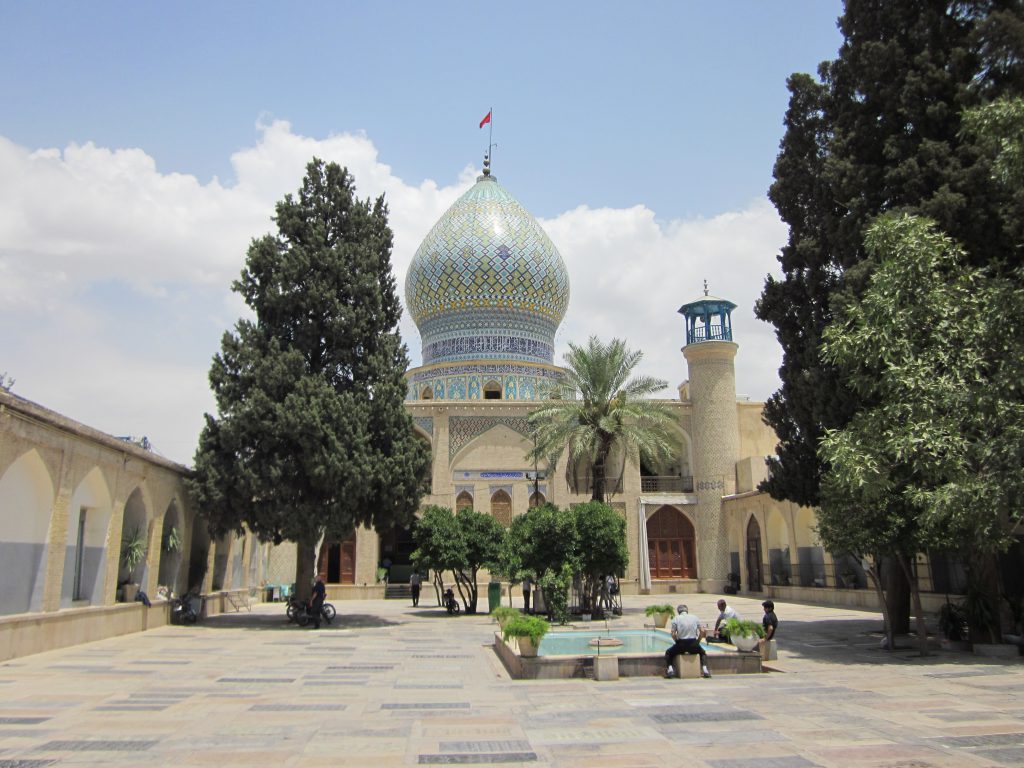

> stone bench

[{"left": 670, "top": 653, "right": 702, "bottom": 679}]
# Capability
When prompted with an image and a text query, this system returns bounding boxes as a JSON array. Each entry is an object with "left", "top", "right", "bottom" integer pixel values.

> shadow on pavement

[{"left": 193, "top": 610, "right": 401, "bottom": 631}]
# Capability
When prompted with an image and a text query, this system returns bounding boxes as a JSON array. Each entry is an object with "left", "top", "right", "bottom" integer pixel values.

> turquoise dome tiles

[{"left": 405, "top": 175, "right": 570, "bottom": 367}]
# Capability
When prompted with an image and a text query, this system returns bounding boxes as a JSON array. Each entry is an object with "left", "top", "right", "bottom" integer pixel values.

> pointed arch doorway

[
  {"left": 646, "top": 506, "right": 696, "bottom": 580},
  {"left": 318, "top": 532, "right": 357, "bottom": 584},
  {"left": 746, "top": 516, "right": 763, "bottom": 592}
]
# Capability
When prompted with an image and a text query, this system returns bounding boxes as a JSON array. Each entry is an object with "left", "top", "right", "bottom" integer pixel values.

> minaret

[{"left": 679, "top": 282, "right": 739, "bottom": 592}]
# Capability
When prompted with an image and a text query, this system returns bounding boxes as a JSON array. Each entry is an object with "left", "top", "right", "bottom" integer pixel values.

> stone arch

[
  {"left": 764, "top": 507, "right": 791, "bottom": 586},
  {"left": 745, "top": 515, "right": 763, "bottom": 592},
  {"left": 420, "top": 387, "right": 433, "bottom": 400},
  {"left": 645, "top": 505, "right": 696, "bottom": 579},
  {"left": 231, "top": 532, "right": 247, "bottom": 589},
  {"left": 451, "top": 424, "right": 531, "bottom": 470},
  {"left": 118, "top": 487, "right": 151, "bottom": 588},
  {"left": 793, "top": 506, "right": 824, "bottom": 587},
  {"left": 455, "top": 491, "right": 474, "bottom": 513},
  {"left": 211, "top": 533, "right": 230, "bottom": 591},
  {"left": 62, "top": 466, "right": 114, "bottom": 607},
  {"left": 157, "top": 499, "right": 184, "bottom": 594},
  {"left": 0, "top": 449, "right": 56, "bottom": 615},
  {"left": 186, "top": 519, "right": 211, "bottom": 592},
  {"left": 640, "top": 426, "right": 694, "bottom": 492},
  {"left": 483, "top": 380, "right": 502, "bottom": 400},
  {"left": 529, "top": 491, "right": 545, "bottom": 508},
  {"left": 490, "top": 489, "right": 512, "bottom": 527}
]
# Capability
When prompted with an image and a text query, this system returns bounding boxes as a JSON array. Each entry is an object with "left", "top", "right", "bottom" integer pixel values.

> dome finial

[
  {"left": 703, "top": 279, "right": 709, "bottom": 297},
  {"left": 482, "top": 152, "right": 491, "bottom": 177}
]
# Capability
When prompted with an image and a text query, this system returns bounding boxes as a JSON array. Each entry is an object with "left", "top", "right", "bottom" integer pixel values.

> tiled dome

[{"left": 405, "top": 173, "right": 570, "bottom": 367}]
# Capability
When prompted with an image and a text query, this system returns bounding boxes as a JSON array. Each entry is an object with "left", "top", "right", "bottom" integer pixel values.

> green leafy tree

[
  {"left": 411, "top": 506, "right": 505, "bottom": 614},
  {"left": 509, "top": 503, "right": 578, "bottom": 580},
  {"left": 819, "top": 213, "right": 1024, "bottom": 651},
  {"left": 572, "top": 501, "right": 629, "bottom": 613},
  {"left": 756, "top": 2, "right": 1024, "bottom": 630},
  {"left": 189, "top": 159, "right": 430, "bottom": 600},
  {"left": 528, "top": 336, "right": 676, "bottom": 502}
]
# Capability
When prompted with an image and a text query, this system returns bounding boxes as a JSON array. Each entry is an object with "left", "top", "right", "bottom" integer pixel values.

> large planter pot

[
  {"left": 516, "top": 636, "right": 539, "bottom": 658},
  {"left": 653, "top": 612, "right": 672, "bottom": 629},
  {"left": 732, "top": 634, "right": 759, "bottom": 652}
]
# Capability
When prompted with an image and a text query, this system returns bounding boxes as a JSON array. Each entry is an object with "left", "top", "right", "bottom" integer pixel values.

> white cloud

[
  {"left": 543, "top": 201, "right": 785, "bottom": 402},
  {"left": 0, "top": 122, "right": 784, "bottom": 464}
]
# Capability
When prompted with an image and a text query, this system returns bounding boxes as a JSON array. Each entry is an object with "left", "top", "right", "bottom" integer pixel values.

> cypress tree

[
  {"left": 757, "top": 0, "right": 1024, "bottom": 508},
  {"left": 190, "top": 159, "right": 430, "bottom": 598},
  {"left": 756, "top": 0, "right": 1024, "bottom": 629}
]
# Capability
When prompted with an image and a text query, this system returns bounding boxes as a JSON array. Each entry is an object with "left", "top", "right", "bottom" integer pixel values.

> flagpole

[{"left": 488, "top": 107, "right": 493, "bottom": 171}]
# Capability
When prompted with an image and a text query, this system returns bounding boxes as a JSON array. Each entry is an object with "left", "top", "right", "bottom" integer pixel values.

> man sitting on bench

[{"left": 664, "top": 604, "right": 710, "bottom": 679}]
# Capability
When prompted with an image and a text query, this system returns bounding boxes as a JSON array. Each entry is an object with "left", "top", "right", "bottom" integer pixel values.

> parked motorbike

[
  {"left": 286, "top": 595, "right": 335, "bottom": 626},
  {"left": 443, "top": 588, "right": 460, "bottom": 615},
  {"left": 169, "top": 592, "right": 201, "bottom": 625}
]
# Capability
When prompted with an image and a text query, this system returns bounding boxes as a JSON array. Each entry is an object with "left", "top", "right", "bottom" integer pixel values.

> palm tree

[{"left": 528, "top": 336, "right": 677, "bottom": 502}]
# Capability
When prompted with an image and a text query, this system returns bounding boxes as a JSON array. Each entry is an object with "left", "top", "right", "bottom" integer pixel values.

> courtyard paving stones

[{"left": 0, "top": 595, "right": 1023, "bottom": 766}]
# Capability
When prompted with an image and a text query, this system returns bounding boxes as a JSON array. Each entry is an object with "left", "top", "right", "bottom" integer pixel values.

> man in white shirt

[
  {"left": 712, "top": 598, "right": 739, "bottom": 642},
  {"left": 664, "top": 604, "right": 710, "bottom": 678}
]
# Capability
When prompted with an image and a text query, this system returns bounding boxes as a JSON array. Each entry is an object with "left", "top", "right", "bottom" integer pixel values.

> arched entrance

[
  {"left": 455, "top": 491, "right": 474, "bottom": 513},
  {"left": 646, "top": 506, "right": 696, "bottom": 579},
  {"left": 491, "top": 489, "right": 512, "bottom": 527},
  {"left": 317, "top": 532, "right": 357, "bottom": 584},
  {"left": 746, "top": 516, "right": 763, "bottom": 592}
]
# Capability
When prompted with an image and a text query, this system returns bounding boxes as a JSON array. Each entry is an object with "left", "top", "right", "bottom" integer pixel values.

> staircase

[{"left": 385, "top": 584, "right": 412, "bottom": 600}]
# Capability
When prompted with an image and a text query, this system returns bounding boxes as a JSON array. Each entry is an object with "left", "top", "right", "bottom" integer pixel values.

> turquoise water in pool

[{"left": 538, "top": 629, "right": 720, "bottom": 657}]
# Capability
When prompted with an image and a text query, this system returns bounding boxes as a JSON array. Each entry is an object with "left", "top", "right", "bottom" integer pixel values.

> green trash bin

[{"left": 487, "top": 581, "right": 502, "bottom": 613}]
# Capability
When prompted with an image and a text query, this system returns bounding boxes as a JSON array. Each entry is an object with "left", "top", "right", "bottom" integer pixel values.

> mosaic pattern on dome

[
  {"left": 449, "top": 416, "right": 532, "bottom": 462},
  {"left": 405, "top": 177, "right": 571, "bottom": 363}
]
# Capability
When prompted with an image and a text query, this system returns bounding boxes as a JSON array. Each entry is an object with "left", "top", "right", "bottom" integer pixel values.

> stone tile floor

[{"left": 1, "top": 594, "right": 1023, "bottom": 766}]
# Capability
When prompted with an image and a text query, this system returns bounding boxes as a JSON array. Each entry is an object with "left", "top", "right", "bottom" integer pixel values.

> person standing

[
  {"left": 664, "top": 604, "right": 710, "bottom": 679},
  {"left": 712, "top": 598, "right": 739, "bottom": 642},
  {"left": 762, "top": 600, "right": 778, "bottom": 640},
  {"left": 309, "top": 574, "right": 326, "bottom": 629},
  {"left": 410, "top": 571, "right": 422, "bottom": 607},
  {"left": 522, "top": 576, "right": 532, "bottom": 614}
]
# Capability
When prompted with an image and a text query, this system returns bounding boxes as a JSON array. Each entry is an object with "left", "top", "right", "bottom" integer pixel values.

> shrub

[
  {"left": 492, "top": 606, "right": 520, "bottom": 624},
  {"left": 644, "top": 604, "right": 676, "bottom": 617},
  {"left": 539, "top": 563, "right": 573, "bottom": 624},
  {"left": 501, "top": 615, "right": 550, "bottom": 645},
  {"left": 724, "top": 617, "right": 765, "bottom": 639}
]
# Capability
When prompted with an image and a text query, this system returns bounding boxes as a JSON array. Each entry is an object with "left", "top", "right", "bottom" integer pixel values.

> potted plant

[
  {"left": 501, "top": 614, "right": 550, "bottom": 658},
  {"left": 723, "top": 617, "right": 765, "bottom": 652},
  {"left": 119, "top": 526, "right": 148, "bottom": 601},
  {"left": 645, "top": 603, "right": 675, "bottom": 629},
  {"left": 163, "top": 525, "right": 182, "bottom": 553},
  {"left": 492, "top": 605, "right": 520, "bottom": 631}
]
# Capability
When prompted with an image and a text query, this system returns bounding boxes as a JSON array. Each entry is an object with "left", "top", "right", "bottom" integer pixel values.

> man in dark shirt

[
  {"left": 310, "top": 574, "right": 326, "bottom": 629},
  {"left": 762, "top": 599, "right": 778, "bottom": 640}
]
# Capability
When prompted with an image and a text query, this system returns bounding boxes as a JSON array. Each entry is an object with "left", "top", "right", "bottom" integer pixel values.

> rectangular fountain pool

[{"left": 539, "top": 629, "right": 722, "bottom": 657}]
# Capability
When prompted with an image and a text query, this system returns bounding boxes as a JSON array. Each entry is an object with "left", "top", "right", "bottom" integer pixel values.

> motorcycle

[
  {"left": 443, "top": 588, "right": 460, "bottom": 615},
  {"left": 286, "top": 594, "right": 335, "bottom": 625},
  {"left": 169, "top": 592, "right": 202, "bottom": 625}
]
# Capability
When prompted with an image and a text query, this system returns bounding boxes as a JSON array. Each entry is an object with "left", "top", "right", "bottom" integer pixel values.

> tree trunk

[
  {"left": 884, "top": 555, "right": 911, "bottom": 634},
  {"left": 592, "top": 458, "right": 605, "bottom": 502},
  {"left": 898, "top": 556, "right": 929, "bottom": 657},
  {"left": 431, "top": 570, "right": 444, "bottom": 606},
  {"left": 864, "top": 558, "right": 893, "bottom": 651},
  {"left": 294, "top": 530, "right": 317, "bottom": 603}
]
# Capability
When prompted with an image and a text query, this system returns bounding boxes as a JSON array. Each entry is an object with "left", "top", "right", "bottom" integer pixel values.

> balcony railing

[{"left": 640, "top": 475, "right": 695, "bottom": 493}]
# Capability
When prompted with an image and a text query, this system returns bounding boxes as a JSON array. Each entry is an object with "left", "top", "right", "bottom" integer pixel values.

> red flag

[{"left": 479, "top": 110, "right": 492, "bottom": 129}]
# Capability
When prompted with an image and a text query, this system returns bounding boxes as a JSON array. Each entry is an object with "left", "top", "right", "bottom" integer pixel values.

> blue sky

[{"left": 0, "top": 2, "right": 845, "bottom": 462}]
